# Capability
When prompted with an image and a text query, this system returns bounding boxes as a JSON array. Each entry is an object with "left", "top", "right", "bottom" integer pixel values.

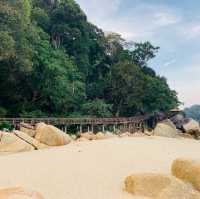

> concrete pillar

[
  {"left": 102, "top": 124, "right": 105, "bottom": 132},
  {"left": 113, "top": 124, "right": 116, "bottom": 132},
  {"left": 91, "top": 125, "right": 94, "bottom": 133},
  {"left": 80, "top": 125, "right": 82, "bottom": 133},
  {"left": 64, "top": 125, "right": 67, "bottom": 133}
]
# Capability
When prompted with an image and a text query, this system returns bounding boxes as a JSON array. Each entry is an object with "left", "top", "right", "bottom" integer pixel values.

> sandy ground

[{"left": 0, "top": 136, "right": 200, "bottom": 199}]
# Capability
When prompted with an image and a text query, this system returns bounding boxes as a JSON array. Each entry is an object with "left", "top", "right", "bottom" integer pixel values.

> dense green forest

[{"left": 0, "top": 0, "right": 179, "bottom": 118}]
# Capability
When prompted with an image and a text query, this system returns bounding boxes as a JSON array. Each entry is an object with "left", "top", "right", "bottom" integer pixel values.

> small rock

[
  {"left": 95, "top": 132, "right": 106, "bottom": 140},
  {"left": 76, "top": 137, "right": 89, "bottom": 142},
  {"left": 79, "top": 132, "right": 96, "bottom": 140}
]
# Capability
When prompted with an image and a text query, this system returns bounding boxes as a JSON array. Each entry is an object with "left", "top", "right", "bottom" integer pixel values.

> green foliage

[
  {"left": 0, "top": 107, "right": 7, "bottom": 117},
  {"left": 142, "top": 76, "right": 179, "bottom": 114},
  {"left": 0, "top": 122, "right": 14, "bottom": 131},
  {"left": 0, "top": 31, "right": 15, "bottom": 60},
  {"left": 82, "top": 99, "right": 112, "bottom": 117},
  {"left": 20, "top": 110, "right": 47, "bottom": 118},
  {"left": 0, "top": 0, "right": 179, "bottom": 118}
]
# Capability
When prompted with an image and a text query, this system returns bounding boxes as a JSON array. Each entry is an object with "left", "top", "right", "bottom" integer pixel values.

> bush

[
  {"left": 0, "top": 122, "right": 14, "bottom": 131},
  {"left": 81, "top": 99, "right": 112, "bottom": 117}
]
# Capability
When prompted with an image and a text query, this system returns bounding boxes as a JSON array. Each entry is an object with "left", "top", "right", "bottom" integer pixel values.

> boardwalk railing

[
  {"left": 0, "top": 115, "right": 150, "bottom": 125},
  {"left": 0, "top": 115, "right": 154, "bottom": 133}
]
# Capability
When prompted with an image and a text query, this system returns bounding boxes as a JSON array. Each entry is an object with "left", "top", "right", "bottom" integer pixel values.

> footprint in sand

[{"left": 0, "top": 187, "right": 45, "bottom": 199}]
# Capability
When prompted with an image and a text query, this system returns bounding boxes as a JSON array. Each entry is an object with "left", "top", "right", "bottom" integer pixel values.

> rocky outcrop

[
  {"left": 20, "top": 122, "right": 36, "bottom": 137},
  {"left": 182, "top": 119, "right": 200, "bottom": 135},
  {"left": 35, "top": 123, "right": 71, "bottom": 146},
  {"left": 170, "top": 114, "right": 185, "bottom": 130},
  {"left": 0, "top": 132, "right": 34, "bottom": 153},
  {"left": 154, "top": 119, "right": 178, "bottom": 138}
]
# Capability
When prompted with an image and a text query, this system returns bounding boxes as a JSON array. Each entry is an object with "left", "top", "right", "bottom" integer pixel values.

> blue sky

[{"left": 76, "top": 0, "right": 200, "bottom": 107}]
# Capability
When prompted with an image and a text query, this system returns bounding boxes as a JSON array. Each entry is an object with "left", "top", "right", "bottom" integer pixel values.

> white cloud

[
  {"left": 163, "top": 59, "right": 176, "bottom": 67},
  {"left": 154, "top": 11, "right": 181, "bottom": 26},
  {"left": 76, "top": 0, "right": 200, "bottom": 107},
  {"left": 77, "top": 0, "right": 122, "bottom": 21},
  {"left": 182, "top": 24, "right": 200, "bottom": 39},
  {"left": 76, "top": 0, "right": 181, "bottom": 41}
]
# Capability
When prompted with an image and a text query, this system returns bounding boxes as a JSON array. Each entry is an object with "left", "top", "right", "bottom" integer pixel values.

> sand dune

[{"left": 0, "top": 136, "right": 200, "bottom": 199}]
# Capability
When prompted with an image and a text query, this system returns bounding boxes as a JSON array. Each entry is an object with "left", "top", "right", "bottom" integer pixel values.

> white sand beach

[{"left": 0, "top": 136, "right": 200, "bottom": 199}]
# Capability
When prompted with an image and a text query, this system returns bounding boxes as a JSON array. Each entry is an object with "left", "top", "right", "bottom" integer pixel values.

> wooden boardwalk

[
  {"left": 0, "top": 115, "right": 154, "bottom": 133},
  {"left": 0, "top": 115, "right": 150, "bottom": 125}
]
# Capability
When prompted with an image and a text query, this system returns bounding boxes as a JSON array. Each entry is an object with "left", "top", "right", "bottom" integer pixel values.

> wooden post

[{"left": 129, "top": 123, "right": 131, "bottom": 133}]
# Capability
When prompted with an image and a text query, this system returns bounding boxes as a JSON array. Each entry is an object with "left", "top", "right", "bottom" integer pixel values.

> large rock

[
  {"left": 172, "top": 158, "right": 200, "bottom": 192},
  {"left": 20, "top": 123, "right": 36, "bottom": 137},
  {"left": 125, "top": 173, "right": 172, "bottom": 198},
  {"left": 0, "top": 133, "right": 34, "bottom": 153},
  {"left": 156, "top": 178, "right": 200, "bottom": 199},
  {"left": 35, "top": 123, "right": 71, "bottom": 146},
  {"left": 125, "top": 173, "right": 200, "bottom": 199},
  {"left": 154, "top": 119, "right": 178, "bottom": 138},
  {"left": 0, "top": 187, "right": 45, "bottom": 199},
  {"left": 182, "top": 119, "right": 200, "bottom": 135},
  {"left": 170, "top": 114, "right": 185, "bottom": 130},
  {"left": 13, "top": 131, "right": 48, "bottom": 150}
]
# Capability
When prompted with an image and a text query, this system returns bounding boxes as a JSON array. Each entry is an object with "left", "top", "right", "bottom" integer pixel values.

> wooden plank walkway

[
  {"left": 0, "top": 115, "right": 150, "bottom": 126},
  {"left": 0, "top": 115, "right": 156, "bottom": 133}
]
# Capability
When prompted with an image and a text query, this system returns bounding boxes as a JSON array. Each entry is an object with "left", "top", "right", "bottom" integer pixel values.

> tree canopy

[{"left": 0, "top": 0, "right": 179, "bottom": 117}]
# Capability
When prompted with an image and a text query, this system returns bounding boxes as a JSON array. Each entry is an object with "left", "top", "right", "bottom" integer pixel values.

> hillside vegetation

[
  {"left": 185, "top": 105, "right": 200, "bottom": 122},
  {"left": 0, "top": 0, "right": 179, "bottom": 117}
]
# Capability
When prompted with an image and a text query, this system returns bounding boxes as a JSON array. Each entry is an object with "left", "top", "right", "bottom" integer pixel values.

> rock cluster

[
  {"left": 0, "top": 122, "right": 72, "bottom": 153},
  {"left": 125, "top": 158, "right": 200, "bottom": 199},
  {"left": 77, "top": 131, "right": 117, "bottom": 141},
  {"left": 153, "top": 116, "right": 200, "bottom": 139}
]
